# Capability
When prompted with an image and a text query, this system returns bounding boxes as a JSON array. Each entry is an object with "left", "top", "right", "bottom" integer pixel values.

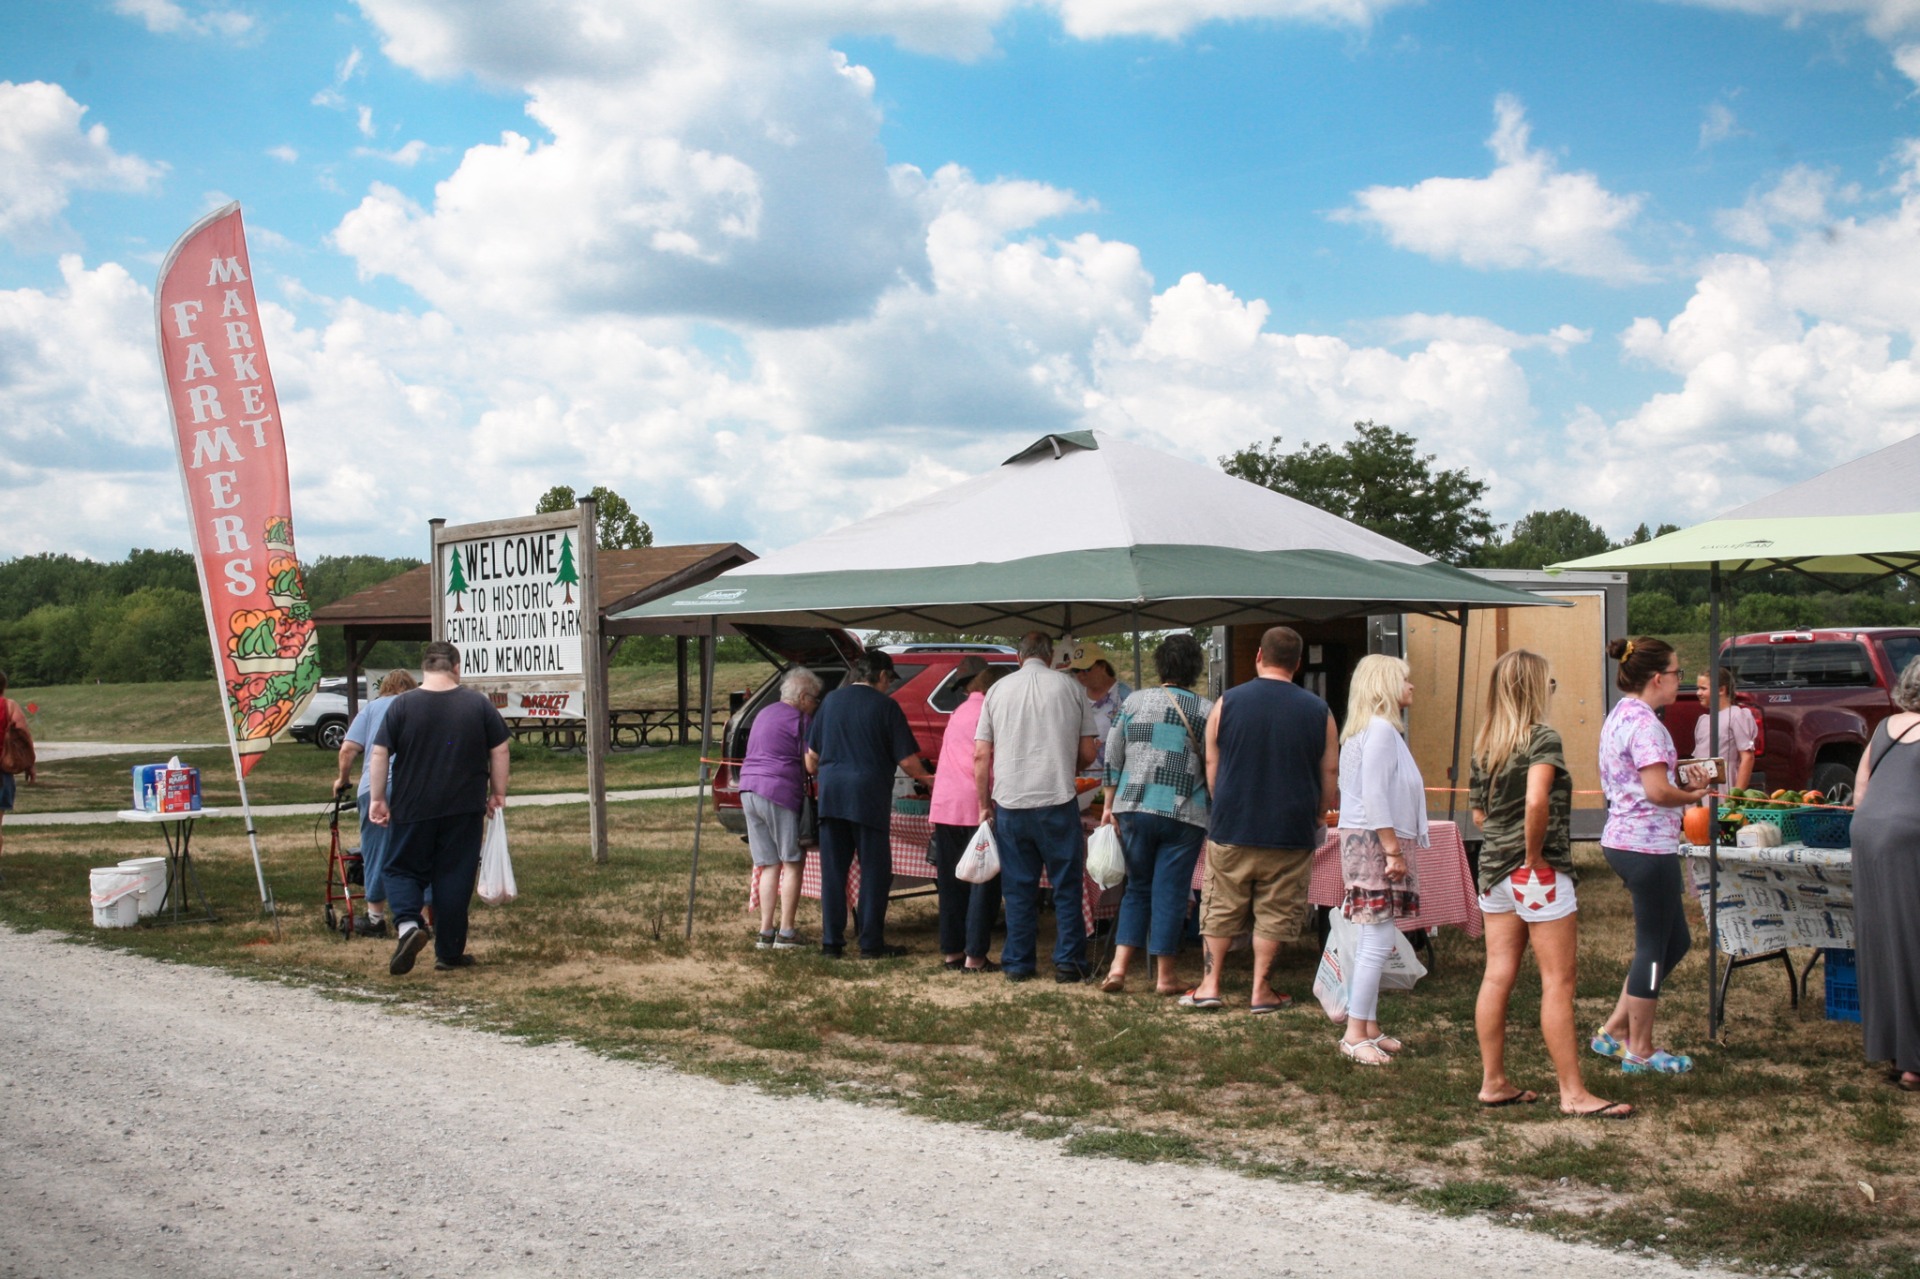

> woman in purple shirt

[
  {"left": 1592, "top": 636, "right": 1709, "bottom": 1075},
  {"left": 739, "top": 667, "right": 823, "bottom": 949}
]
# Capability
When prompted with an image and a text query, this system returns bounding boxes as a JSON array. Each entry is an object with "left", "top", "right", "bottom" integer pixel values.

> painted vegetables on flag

[{"left": 155, "top": 203, "right": 318, "bottom": 775}]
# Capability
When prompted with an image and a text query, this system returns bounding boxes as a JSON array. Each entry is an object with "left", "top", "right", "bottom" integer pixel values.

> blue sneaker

[
  {"left": 1622, "top": 1049, "right": 1693, "bottom": 1074},
  {"left": 1590, "top": 1027, "right": 1627, "bottom": 1060}
]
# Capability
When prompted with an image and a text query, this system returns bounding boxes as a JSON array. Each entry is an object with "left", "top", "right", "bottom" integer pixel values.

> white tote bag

[
  {"left": 477, "top": 811, "right": 518, "bottom": 905},
  {"left": 1085, "top": 822, "right": 1126, "bottom": 889},
  {"left": 954, "top": 819, "right": 1000, "bottom": 884}
]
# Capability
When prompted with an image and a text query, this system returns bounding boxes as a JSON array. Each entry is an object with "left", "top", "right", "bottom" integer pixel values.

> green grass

[{"left": 0, "top": 810, "right": 1914, "bottom": 1275}]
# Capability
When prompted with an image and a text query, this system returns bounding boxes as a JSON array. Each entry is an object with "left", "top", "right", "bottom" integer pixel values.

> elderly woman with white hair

[
  {"left": 738, "top": 666, "right": 824, "bottom": 949},
  {"left": 1851, "top": 655, "right": 1920, "bottom": 1093},
  {"left": 1334, "top": 654, "right": 1427, "bottom": 1066}
]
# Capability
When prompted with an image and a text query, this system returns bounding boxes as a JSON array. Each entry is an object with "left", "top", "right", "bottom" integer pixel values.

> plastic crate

[
  {"left": 1825, "top": 948, "right": 1861, "bottom": 1023},
  {"left": 891, "top": 796, "right": 931, "bottom": 817},
  {"left": 1739, "top": 806, "right": 1804, "bottom": 844},
  {"left": 1796, "top": 807, "right": 1854, "bottom": 849}
]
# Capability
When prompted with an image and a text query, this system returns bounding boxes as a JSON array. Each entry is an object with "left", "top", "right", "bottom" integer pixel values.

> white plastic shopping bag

[
  {"left": 477, "top": 810, "right": 518, "bottom": 905},
  {"left": 1085, "top": 822, "right": 1126, "bottom": 889},
  {"left": 955, "top": 819, "right": 1000, "bottom": 884},
  {"left": 1311, "top": 911, "right": 1428, "bottom": 1022}
]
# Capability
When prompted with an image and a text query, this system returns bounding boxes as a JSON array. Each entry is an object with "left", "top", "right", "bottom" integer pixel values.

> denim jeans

[
  {"left": 384, "top": 810, "right": 484, "bottom": 964},
  {"left": 356, "top": 792, "right": 391, "bottom": 903},
  {"left": 932, "top": 821, "right": 1002, "bottom": 959},
  {"left": 993, "top": 799, "right": 1086, "bottom": 975},
  {"left": 1113, "top": 811, "right": 1205, "bottom": 957},
  {"left": 817, "top": 817, "right": 893, "bottom": 952}
]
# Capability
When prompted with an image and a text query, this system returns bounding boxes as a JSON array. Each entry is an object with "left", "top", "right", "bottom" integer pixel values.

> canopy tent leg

[
  {"left": 676, "top": 635, "right": 690, "bottom": 744},
  {"left": 1446, "top": 610, "right": 1469, "bottom": 824},
  {"left": 1129, "top": 608, "right": 1143, "bottom": 689},
  {"left": 1708, "top": 562, "right": 1724, "bottom": 1040},
  {"left": 684, "top": 615, "right": 719, "bottom": 940}
]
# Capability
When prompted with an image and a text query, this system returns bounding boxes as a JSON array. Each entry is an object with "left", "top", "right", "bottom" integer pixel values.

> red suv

[{"left": 712, "top": 628, "right": 1020, "bottom": 836}]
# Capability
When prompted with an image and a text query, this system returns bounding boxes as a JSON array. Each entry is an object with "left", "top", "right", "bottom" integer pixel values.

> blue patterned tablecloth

[{"left": 1681, "top": 842, "right": 1853, "bottom": 958}]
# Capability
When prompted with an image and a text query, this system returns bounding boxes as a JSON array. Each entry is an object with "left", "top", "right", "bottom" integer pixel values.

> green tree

[
  {"left": 1470, "top": 508, "right": 1614, "bottom": 571},
  {"left": 535, "top": 484, "right": 654, "bottom": 549},
  {"left": 555, "top": 532, "right": 579, "bottom": 604},
  {"left": 446, "top": 546, "right": 469, "bottom": 613},
  {"left": 1221, "top": 421, "right": 1496, "bottom": 563}
]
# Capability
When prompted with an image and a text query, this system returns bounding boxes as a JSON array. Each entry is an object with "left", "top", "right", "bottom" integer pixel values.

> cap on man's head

[{"left": 1062, "top": 640, "right": 1115, "bottom": 673}]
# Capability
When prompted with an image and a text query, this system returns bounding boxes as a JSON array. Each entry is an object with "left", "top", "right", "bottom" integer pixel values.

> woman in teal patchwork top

[{"left": 1098, "top": 633, "right": 1211, "bottom": 996}]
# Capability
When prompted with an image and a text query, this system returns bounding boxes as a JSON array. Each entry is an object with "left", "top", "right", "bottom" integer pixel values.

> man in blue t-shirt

[
  {"left": 332, "top": 669, "right": 418, "bottom": 936},
  {"left": 369, "top": 642, "right": 510, "bottom": 976},
  {"left": 1183, "top": 626, "right": 1337, "bottom": 1012},
  {"left": 804, "top": 649, "right": 936, "bottom": 958}
]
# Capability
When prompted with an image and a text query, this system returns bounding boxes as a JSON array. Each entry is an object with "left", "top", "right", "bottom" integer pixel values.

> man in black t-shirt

[{"left": 369, "top": 642, "right": 510, "bottom": 975}]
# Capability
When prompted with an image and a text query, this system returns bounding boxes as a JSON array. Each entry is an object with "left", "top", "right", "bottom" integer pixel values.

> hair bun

[{"left": 1606, "top": 637, "right": 1631, "bottom": 661}]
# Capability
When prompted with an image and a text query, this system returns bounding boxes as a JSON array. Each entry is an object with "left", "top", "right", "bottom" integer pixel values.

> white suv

[{"left": 286, "top": 676, "right": 372, "bottom": 751}]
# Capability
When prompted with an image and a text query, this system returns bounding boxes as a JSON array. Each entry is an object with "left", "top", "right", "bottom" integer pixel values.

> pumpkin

[{"left": 1683, "top": 805, "right": 1714, "bottom": 846}]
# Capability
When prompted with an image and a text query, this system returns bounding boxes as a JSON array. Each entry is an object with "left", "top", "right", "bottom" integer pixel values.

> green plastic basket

[{"left": 1738, "top": 806, "right": 1804, "bottom": 844}]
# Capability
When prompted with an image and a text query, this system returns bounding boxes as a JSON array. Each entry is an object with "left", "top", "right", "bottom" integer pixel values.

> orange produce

[{"left": 1683, "top": 806, "right": 1714, "bottom": 845}]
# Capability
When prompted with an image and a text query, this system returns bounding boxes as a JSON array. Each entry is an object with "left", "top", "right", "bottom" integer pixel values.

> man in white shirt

[{"left": 975, "top": 632, "right": 1098, "bottom": 983}]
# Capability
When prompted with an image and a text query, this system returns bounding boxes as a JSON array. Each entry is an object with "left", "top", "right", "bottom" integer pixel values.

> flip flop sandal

[
  {"left": 1371, "top": 1034, "right": 1403, "bottom": 1054},
  {"left": 1248, "top": 999, "right": 1292, "bottom": 1015},
  {"left": 1177, "top": 991, "right": 1224, "bottom": 1010},
  {"left": 1567, "top": 1100, "right": 1636, "bottom": 1120},
  {"left": 1480, "top": 1089, "right": 1540, "bottom": 1108},
  {"left": 1099, "top": 971, "right": 1127, "bottom": 993}
]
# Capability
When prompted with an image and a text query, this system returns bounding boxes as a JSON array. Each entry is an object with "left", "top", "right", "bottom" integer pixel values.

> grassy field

[
  {"left": 0, "top": 803, "right": 1912, "bottom": 1277},
  {"left": 11, "top": 662, "right": 775, "bottom": 745}
]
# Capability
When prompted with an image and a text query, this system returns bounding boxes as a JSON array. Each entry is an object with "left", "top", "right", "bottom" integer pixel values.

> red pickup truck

[
  {"left": 1663, "top": 628, "right": 1920, "bottom": 806},
  {"left": 711, "top": 627, "right": 1021, "bottom": 836}
]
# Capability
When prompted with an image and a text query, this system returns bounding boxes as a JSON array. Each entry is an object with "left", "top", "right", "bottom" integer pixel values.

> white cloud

[
  {"left": 113, "top": 0, "right": 254, "bottom": 39},
  {"left": 1895, "top": 41, "right": 1920, "bottom": 84},
  {"left": 1337, "top": 95, "right": 1652, "bottom": 283},
  {"left": 355, "top": 139, "right": 431, "bottom": 166},
  {"left": 1669, "top": 0, "right": 1920, "bottom": 40},
  {"left": 1050, "top": 0, "right": 1416, "bottom": 39},
  {"left": 1714, "top": 164, "right": 1855, "bottom": 247},
  {"left": 1374, "top": 313, "right": 1590, "bottom": 355},
  {"left": 0, "top": 82, "right": 165, "bottom": 249},
  {"left": 1700, "top": 101, "right": 1744, "bottom": 149},
  {"left": 267, "top": 144, "right": 299, "bottom": 163}
]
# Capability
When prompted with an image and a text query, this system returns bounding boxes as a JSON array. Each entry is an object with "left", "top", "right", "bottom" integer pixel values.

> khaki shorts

[{"left": 1200, "top": 841, "right": 1314, "bottom": 942}]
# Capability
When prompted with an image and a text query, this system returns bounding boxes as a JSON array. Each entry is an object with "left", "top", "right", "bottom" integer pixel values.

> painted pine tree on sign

[
  {"left": 447, "top": 545, "right": 469, "bottom": 612},
  {"left": 555, "top": 533, "right": 579, "bottom": 605}
]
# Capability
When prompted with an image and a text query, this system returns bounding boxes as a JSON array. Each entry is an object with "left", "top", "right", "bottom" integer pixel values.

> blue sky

[{"left": 8, "top": 0, "right": 1920, "bottom": 564}]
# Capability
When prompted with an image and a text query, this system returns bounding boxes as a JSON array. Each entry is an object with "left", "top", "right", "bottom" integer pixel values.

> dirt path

[{"left": 0, "top": 927, "right": 1746, "bottom": 1279}]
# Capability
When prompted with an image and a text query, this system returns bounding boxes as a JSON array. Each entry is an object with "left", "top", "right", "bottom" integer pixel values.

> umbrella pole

[
  {"left": 1447, "top": 610, "right": 1468, "bottom": 824},
  {"left": 684, "top": 615, "right": 718, "bottom": 940},
  {"left": 1708, "top": 563, "right": 1724, "bottom": 1039},
  {"left": 1130, "top": 609, "right": 1143, "bottom": 689}
]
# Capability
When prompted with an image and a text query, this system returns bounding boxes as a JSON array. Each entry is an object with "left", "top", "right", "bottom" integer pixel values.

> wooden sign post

[{"left": 429, "top": 503, "right": 608, "bottom": 863}]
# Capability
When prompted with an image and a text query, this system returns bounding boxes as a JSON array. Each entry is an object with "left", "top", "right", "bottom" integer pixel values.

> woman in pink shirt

[{"left": 930, "top": 661, "right": 1008, "bottom": 971}]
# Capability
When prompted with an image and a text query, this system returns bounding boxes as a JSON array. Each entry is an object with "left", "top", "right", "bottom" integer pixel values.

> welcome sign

[{"left": 438, "top": 523, "right": 586, "bottom": 679}]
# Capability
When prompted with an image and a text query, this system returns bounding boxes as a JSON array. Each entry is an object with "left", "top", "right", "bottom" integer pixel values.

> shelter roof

[{"left": 313, "top": 542, "right": 756, "bottom": 635}]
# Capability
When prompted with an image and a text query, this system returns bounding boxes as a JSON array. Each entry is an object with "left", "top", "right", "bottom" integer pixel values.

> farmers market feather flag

[{"left": 156, "top": 203, "right": 319, "bottom": 777}]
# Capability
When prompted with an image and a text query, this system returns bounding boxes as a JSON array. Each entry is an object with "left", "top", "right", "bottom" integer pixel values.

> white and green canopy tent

[
  {"left": 623, "top": 429, "right": 1556, "bottom": 935},
  {"left": 621, "top": 430, "right": 1551, "bottom": 635},
  {"left": 1550, "top": 430, "right": 1920, "bottom": 1036}
]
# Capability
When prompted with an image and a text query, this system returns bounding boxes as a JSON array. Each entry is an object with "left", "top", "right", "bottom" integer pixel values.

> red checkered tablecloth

[{"left": 1306, "top": 820, "right": 1481, "bottom": 938}]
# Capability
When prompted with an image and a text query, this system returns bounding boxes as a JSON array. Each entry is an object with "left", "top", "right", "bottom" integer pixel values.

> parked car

[
  {"left": 712, "top": 628, "right": 1023, "bottom": 836},
  {"left": 1663, "top": 628, "right": 1920, "bottom": 805},
  {"left": 287, "top": 675, "right": 372, "bottom": 752}
]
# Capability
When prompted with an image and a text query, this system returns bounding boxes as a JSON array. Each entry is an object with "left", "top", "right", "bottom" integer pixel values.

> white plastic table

[{"left": 114, "top": 808, "right": 228, "bottom": 925}]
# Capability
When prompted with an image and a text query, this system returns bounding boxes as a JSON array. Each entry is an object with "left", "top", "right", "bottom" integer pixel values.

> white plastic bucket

[
  {"left": 117, "top": 856, "right": 170, "bottom": 917},
  {"left": 89, "top": 867, "right": 143, "bottom": 929}
]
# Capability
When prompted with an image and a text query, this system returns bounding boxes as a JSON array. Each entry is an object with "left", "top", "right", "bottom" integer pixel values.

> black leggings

[{"left": 1603, "top": 847, "right": 1691, "bottom": 1000}]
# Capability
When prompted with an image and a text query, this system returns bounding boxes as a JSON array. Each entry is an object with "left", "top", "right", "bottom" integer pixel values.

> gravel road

[{"left": 0, "top": 927, "right": 1745, "bottom": 1279}]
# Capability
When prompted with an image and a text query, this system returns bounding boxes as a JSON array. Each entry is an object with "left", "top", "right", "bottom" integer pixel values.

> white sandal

[{"left": 1338, "top": 1037, "right": 1392, "bottom": 1066}]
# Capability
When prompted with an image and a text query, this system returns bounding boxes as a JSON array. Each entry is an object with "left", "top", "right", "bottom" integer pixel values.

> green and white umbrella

[
  {"left": 1550, "top": 432, "right": 1920, "bottom": 580},
  {"left": 618, "top": 430, "right": 1550, "bottom": 634}
]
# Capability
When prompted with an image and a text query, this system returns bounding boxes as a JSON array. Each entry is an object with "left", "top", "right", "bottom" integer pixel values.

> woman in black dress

[{"left": 1850, "top": 656, "right": 1920, "bottom": 1092}]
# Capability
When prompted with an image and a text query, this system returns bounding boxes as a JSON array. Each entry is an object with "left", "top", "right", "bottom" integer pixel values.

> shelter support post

[
  {"left": 345, "top": 632, "right": 377, "bottom": 723},
  {"left": 1447, "top": 610, "right": 1468, "bottom": 824},
  {"left": 676, "top": 636, "right": 690, "bottom": 744},
  {"left": 1708, "top": 562, "right": 1724, "bottom": 1040},
  {"left": 685, "top": 615, "right": 719, "bottom": 939},
  {"left": 579, "top": 499, "right": 608, "bottom": 865}
]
